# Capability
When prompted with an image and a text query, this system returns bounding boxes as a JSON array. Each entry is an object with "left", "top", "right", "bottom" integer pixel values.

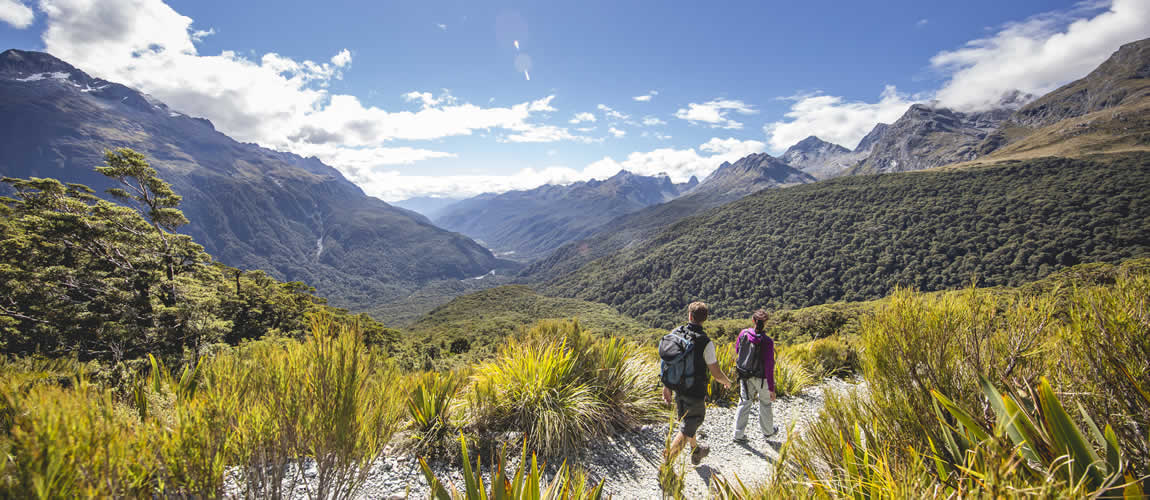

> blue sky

[{"left": 2, "top": 0, "right": 1148, "bottom": 200}]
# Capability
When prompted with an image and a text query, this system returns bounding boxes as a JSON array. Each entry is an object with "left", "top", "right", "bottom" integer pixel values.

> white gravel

[{"left": 226, "top": 378, "right": 862, "bottom": 499}]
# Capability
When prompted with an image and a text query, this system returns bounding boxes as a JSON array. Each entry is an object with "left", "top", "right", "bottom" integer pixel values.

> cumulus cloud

[
  {"left": 764, "top": 86, "right": 918, "bottom": 152},
  {"left": 35, "top": 0, "right": 579, "bottom": 176},
  {"left": 0, "top": 0, "right": 34, "bottom": 28},
  {"left": 641, "top": 116, "right": 666, "bottom": 126},
  {"left": 916, "top": 19, "right": 929, "bottom": 28},
  {"left": 436, "top": 23, "right": 447, "bottom": 31},
  {"left": 608, "top": 127, "right": 626, "bottom": 138},
  {"left": 569, "top": 111, "right": 596, "bottom": 124},
  {"left": 932, "top": 0, "right": 1150, "bottom": 110},
  {"left": 366, "top": 137, "right": 764, "bottom": 201},
  {"left": 632, "top": 90, "right": 658, "bottom": 102},
  {"left": 674, "top": 99, "right": 756, "bottom": 129},
  {"left": 330, "top": 48, "right": 352, "bottom": 68}
]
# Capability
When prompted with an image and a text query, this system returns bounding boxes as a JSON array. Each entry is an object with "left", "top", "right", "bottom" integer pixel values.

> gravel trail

[{"left": 343, "top": 377, "right": 862, "bottom": 499}]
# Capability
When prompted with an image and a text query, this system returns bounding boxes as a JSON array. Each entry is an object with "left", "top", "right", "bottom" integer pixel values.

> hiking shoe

[
  {"left": 732, "top": 435, "right": 748, "bottom": 444},
  {"left": 764, "top": 426, "right": 780, "bottom": 439},
  {"left": 691, "top": 445, "right": 710, "bottom": 465}
]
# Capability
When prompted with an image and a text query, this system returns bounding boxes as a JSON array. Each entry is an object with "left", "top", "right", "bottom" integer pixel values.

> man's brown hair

[{"left": 688, "top": 301, "right": 709, "bottom": 323}]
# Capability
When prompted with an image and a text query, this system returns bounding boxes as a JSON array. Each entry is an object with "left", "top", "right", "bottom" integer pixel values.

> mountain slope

[
  {"left": 970, "top": 37, "right": 1150, "bottom": 161},
  {"left": 0, "top": 49, "right": 511, "bottom": 311},
  {"left": 394, "top": 285, "right": 650, "bottom": 370},
  {"left": 545, "top": 153, "right": 1150, "bottom": 325},
  {"left": 850, "top": 103, "right": 1016, "bottom": 174},
  {"left": 434, "top": 171, "right": 693, "bottom": 260},
  {"left": 521, "top": 153, "right": 814, "bottom": 282}
]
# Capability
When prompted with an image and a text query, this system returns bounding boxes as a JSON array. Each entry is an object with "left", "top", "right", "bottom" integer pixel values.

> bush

[
  {"left": 782, "top": 336, "right": 859, "bottom": 378},
  {"left": 0, "top": 312, "right": 408, "bottom": 498},
  {"left": 773, "top": 353, "right": 815, "bottom": 397},
  {"left": 469, "top": 320, "right": 661, "bottom": 456},
  {"left": 407, "top": 371, "right": 466, "bottom": 451},
  {"left": 725, "top": 263, "right": 1150, "bottom": 497}
]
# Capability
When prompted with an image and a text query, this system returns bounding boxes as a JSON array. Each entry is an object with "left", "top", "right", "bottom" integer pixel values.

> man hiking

[
  {"left": 732, "top": 309, "right": 778, "bottom": 443},
  {"left": 659, "top": 301, "right": 733, "bottom": 465}
]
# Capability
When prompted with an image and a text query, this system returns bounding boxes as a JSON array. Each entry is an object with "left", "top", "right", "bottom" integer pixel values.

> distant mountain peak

[
  {"left": 781, "top": 136, "right": 859, "bottom": 180},
  {"left": 790, "top": 135, "right": 850, "bottom": 154}
]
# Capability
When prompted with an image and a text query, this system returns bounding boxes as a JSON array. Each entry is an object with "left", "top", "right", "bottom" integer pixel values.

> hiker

[
  {"left": 659, "top": 301, "right": 733, "bottom": 465},
  {"left": 732, "top": 309, "right": 779, "bottom": 443}
]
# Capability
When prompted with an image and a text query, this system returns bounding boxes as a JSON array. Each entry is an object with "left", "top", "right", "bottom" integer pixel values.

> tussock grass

[
  {"left": 0, "top": 311, "right": 406, "bottom": 498},
  {"left": 717, "top": 262, "right": 1150, "bottom": 497},
  {"left": 469, "top": 319, "right": 662, "bottom": 457}
]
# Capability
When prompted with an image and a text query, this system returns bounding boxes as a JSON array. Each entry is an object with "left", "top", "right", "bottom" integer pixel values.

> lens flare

[{"left": 514, "top": 40, "right": 520, "bottom": 51}]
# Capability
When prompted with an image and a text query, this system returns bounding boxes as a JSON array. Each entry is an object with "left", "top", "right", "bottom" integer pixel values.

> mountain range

[
  {"left": 520, "top": 153, "right": 814, "bottom": 281},
  {"left": 537, "top": 38, "right": 1150, "bottom": 323},
  {"left": 0, "top": 49, "right": 513, "bottom": 312},
  {"left": 434, "top": 170, "right": 697, "bottom": 260}
]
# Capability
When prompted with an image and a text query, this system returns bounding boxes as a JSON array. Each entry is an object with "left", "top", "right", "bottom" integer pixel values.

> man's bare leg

[{"left": 666, "top": 432, "right": 698, "bottom": 460}]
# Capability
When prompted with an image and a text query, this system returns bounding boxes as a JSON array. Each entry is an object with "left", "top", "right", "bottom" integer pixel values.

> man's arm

[{"left": 709, "top": 362, "right": 732, "bottom": 388}]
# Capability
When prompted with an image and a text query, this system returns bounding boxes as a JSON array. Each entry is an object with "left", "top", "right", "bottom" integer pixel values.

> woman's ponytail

[{"left": 752, "top": 309, "right": 769, "bottom": 334}]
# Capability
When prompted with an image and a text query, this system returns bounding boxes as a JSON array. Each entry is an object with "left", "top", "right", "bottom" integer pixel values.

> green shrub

[
  {"left": 783, "top": 336, "right": 859, "bottom": 378},
  {"left": 469, "top": 320, "right": 661, "bottom": 456},
  {"left": 774, "top": 352, "right": 815, "bottom": 397},
  {"left": 407, "top": 370, "right": 466, "bottom": 451}
]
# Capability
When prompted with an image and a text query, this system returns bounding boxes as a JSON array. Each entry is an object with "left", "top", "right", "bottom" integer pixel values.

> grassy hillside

[
  {"left": 393, "top": 285, "right": 649, "bottom": 369},
  {"left": 546, "top": 153, "right": 1150, "bottom": 325}
]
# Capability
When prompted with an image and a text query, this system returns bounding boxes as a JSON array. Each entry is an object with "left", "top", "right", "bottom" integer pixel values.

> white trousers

[{"left": 732, "top": 377, "right": 774, "bottom": 439}]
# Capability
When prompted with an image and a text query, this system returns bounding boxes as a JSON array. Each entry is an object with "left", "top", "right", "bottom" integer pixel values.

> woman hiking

[{"left": 732, "top": 309, "right": 779, "bottom": 442}]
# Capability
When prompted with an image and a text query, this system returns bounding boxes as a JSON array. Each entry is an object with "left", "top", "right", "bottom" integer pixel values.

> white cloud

[
  {"left": 402, "top": 90, "right": 458, "bottom": 109},
  {"left": 436, "top": 23, "right": 447, "bottom": 31},
  {"left": 764, "top": 86, "right": 918, "bottom": 152},
  {"left": 674, "top": 99, "right": 757, "bottom": 129},
  {"left": 916, "top": 19, "right": 929, "bottom": 28},
  {"left": 35, "top": 0, "right": 580, "bottom": 175},
  {"left": 932, "top": 0, "right": 1150, "bottom": 110},
  {"left": 190, "top": 27, "right": 215, "bottom": 42},
  {"left": 568, "top": 111, "right": 596, "bottom": 124},
  {"left": 761, "top": 1, "right": 1150, "bottom": 152},
  {"left": 361, "top": 137, "right": 764, "bottom": 200},
  {"left": 608, "top": 127, "right": 626, "bottom": 138},
  {"left": 501, "top": 124, "right": 589, "bottom": 143},
  {"left": 330, "top": 48, "right": 352, "bottom": 68},
  {"left": 642, "top": 116, "right": 666, "bottom": 126},
  {"left": 0, "top": 0, "right": 34, "bottom": 28},
  {"left": 597, "top": 104, "right": 629, "bottom": 120},
  {"left": 632, "top": 90, "right": 658, "bottom": 102}
]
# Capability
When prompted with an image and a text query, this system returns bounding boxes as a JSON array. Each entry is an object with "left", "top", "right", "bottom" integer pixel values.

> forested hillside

[
  {"left": 0, "top": 150, "right": 396, "bottom": 365},
  {"left": 546, "top": 153, "right": 1150, "bottom": 325},
  {"left": 521, "top": 153, "right": 812, "bottom": 282},
  {"left": 394, "top": 285, "right": 648, "bottom": 370}
]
